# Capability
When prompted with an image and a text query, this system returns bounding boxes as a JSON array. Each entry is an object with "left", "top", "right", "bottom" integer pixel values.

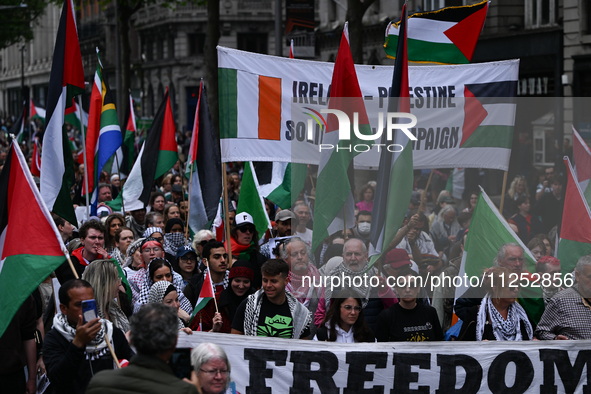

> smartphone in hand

[{"left": 81, "top": 299, "right": 98, "bottom": 323}]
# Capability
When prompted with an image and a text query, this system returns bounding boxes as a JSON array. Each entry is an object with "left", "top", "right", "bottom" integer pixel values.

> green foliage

[{"left": 0, "top": 0, "right": 47, "bottom": 49}]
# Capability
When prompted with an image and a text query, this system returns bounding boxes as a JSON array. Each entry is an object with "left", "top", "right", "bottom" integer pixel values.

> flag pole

[
  {"left": 114, "top": 153, "right": 126, "bottom": 214},
  {"left": 78, "top": 96, "right": 90, "bottom": 220},
  {"left": 343, "top": 203, "right": 347, "bottom": 240},
  {"left": 105, "top": 331, "right": 121, "bottom": 369},
  {"left": 419, "top": 169, "right": 434, "bottom": 213},
  {"left": 65, "top": 254, "right": 79, "bottom": 279},
  {"left": 499, "top": 171, "right": 508, "bottom": 215},
  {"left": 185, "top": 161, "right": 195, "bottom": 245},
  {"left": 222, "top": 167, "right": 233, "bottom": 262}
]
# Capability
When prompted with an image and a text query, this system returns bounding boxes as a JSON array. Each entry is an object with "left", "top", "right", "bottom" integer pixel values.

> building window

[
  {"left": 168, "top": 36, "right": 175, "bottom": 59},
  {"left": 187, "top": 33, "right": 206, "bottom": 56},
  {"left": 585, "top": 1, "right": 591, "bottom": 34},
  {"left": 423, "top": 0, "right": 463, "bottom": 12},
  {"left": 525, "top": 0, "right": 557, "bottom": 28},
  {"left": 237, "top": 33, "right": 268, "bottom": 55}
]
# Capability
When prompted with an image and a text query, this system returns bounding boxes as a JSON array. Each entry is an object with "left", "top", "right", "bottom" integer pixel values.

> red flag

[{"left": 31, "top": 142, "right": 41, "bottom": 177}]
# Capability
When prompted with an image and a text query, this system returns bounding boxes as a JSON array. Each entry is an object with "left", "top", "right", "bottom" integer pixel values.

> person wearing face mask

[{"left": 351, "top": 211, "right": 372, "bottom": 244}]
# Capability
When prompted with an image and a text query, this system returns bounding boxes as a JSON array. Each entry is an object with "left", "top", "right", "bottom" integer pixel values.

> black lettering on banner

[
  {"left": 392, "top": 353, "right": 431, "bottom": 394},
  {"left": 244, "top": 348, "right": 287, "bottom": 394},
  {"left": 285, "top": 121, "right": 294, "bottom": 140},
  {"left": 539, "top": 349, "right": 591, "bottom": 394},
  {"left": 450, "top": 127, "right": 459, "bottom": 148},
  {"left": 289, "top": 351, "right": 339, "bottom": 394},
  {"left": 488, "top": 350, "right": 534, "bottom": 394},
  {"left": 436, "top": 354, "right": 482, "bottom": 394},
  {"left": 298, "top": 82, "right": 309, "bottom": 97},
  {"left": 425, "top": 128, "right": 434, "bottom": 150},
  {"left": 344, "top": 352, "right": 388, "bottom": 394},
  {"left": 296, "top": 122, "right": 306, "bottom": 141},
  {"left": 439, "top": 128, "right": 450, "bottom": 149}
]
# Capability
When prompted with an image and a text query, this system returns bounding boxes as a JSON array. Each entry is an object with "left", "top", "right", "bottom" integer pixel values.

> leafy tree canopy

[{"left": 0, "top": 0, "right": 47, "bottom": 49}]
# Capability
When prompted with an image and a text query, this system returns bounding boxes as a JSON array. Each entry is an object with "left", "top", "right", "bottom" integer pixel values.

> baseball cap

[
  {"left": 235, "top": 212, "right": 254, "bottom": 228},
  {"left": 275, "top": 210, "right": 296, "bottom": 222},
  {"left": 171, "top": 184, "right": 183, "bottom": 193},
  {"left": 176, "top": 244, "right": 197, "bottom": 258},
  {"left": 385, "top": 248, "right": 412, "bottom": 269}
]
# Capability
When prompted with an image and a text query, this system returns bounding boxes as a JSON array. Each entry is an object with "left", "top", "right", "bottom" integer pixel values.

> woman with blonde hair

[
  {"left": 504, "top": 175, "right": 529, "bottom": 217},
  {"left": 82, "top": 259, "right": 130, "bottom": 333}
]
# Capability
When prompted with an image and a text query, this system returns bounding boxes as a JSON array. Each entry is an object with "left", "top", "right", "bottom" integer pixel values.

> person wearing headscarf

[
  {"left": 143, "top": 227, "right": 164, "bottom": 241},
  {"left": 164, "top": 218, "right": 187, "bottom": 261},
  {"left": 148, "top": 281, "right": 192, "bottom": 334},
  {"left": 126, "top": 238, "right": 163, "bottom": 305},
  {"left": 135, "top": 258, "right": 193, "bottom": 321},
  {"left": 190, "top": 260, "right": 254, "bottom": 333},
  {"left": 122, "top": 238, "right": 145, "bottom": 277}
]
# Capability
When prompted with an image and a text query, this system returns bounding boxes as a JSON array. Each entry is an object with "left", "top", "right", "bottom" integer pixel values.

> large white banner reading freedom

[
  {"left": 179, "top": 332, "right": 590, "bottom": 393},
  {"left": 218, "top": 46, "right": 518, "bottom": 171}
]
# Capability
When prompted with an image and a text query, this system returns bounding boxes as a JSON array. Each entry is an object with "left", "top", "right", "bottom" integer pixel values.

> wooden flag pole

[
  {"left": 66, "top": 254, "right": 79, "bottom": 279},
  {"left": 222, "top": 167, "right": 233, "bottom": 263},
  {"left": 185, "top": 162, "right": 195, "bottom": 245},
  {"left": 105, "top": 331, "right": 121, "bottom": 369},
  {"left": 499, "top": 171, "right": 508, "bottom": 215},
  {"left": 343, "top": 203, "right": 348, "bottom": 240},
  {"left": 419, "top": 169, "right": 434, "bottom": 213},
  {"left": 78, "top": 96, "right": 90, "bottom": 220}
]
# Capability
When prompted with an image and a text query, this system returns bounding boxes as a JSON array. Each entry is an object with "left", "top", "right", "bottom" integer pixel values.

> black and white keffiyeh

[
  {"left": 203, "top": 267, "right": 230, "bottom": 290},
  {"left": 476, "top": 295, "right": 533, "bottom": 341},
  {"left": 164, "top": 232, "right": 186, "bottom": 256},
  {"left": 324, "top": 262, "right": 377, "bottom": 310},
  {"left": 53, "top": 313, "right": 114, "bottom": 360}
]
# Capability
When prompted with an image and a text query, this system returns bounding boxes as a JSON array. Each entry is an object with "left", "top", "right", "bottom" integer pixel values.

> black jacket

[{"left": 43, "top": 324, "right": 134, "bottom": 394}]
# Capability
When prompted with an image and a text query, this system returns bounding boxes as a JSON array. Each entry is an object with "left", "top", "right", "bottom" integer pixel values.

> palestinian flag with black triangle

[
  {"left": 122, "top": 90, "right": 178, "bottom": 211},
  {"left": 121, "top": 94, "right": 137, "bottom": 175},
  {"left": 0, "top": 142, "right": 67, "bottom": 337},
  {"left": 30, "top": 99, "right": 46, "bottom": 123},
  {"left": 40, "top": 0, "right": 85, "bottom": 226},
  {"left": 385, "top": 0, "right": 489, "bottom": 64}
]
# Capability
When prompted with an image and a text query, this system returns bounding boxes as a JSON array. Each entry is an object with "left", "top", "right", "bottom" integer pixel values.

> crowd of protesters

[{"left": 2, "top": 129, "right": 591, "bottom": 393}]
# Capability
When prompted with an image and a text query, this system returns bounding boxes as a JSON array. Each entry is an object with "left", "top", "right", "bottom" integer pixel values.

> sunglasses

[{"left": 238, "top": 226, "right": 255, "bottom": 234}]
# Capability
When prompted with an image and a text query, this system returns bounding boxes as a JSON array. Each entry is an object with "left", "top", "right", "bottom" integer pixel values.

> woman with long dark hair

[{"left": 314, "top": 289, "right": 375, "bottom": 343}]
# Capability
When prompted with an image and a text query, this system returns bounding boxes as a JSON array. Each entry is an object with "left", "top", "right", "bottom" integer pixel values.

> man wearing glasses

[
  {"left": 281, "top": 237, "right": 323, "bottom": 309},
  {"left": 375, "top": 268, "right": 443, "bottom": 342}
]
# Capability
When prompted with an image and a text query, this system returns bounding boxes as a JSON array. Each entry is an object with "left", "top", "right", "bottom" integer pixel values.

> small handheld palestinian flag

[{"left": 189, "top": 269, "right": 215, "bottom": 329}]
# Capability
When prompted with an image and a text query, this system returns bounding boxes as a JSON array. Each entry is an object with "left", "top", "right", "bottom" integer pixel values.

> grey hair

[
  {"left": 576, "top": 255, "right": 591, "bottom": 273},
  {"left": 82, "top": 260, "right": 119, "bottom": 319},
  {"left": 493, "top": 243, "right": 522, "bottom": 267},
  {"left": 342, "top": 237, "right": 367, "bottom": 256},
  {"left": 438, "top": 204, "right": 456, "bottom": 221},
  {"left": 130, "top": 303, "right": 178, "bottom": 356},
  {"left": 191, "top": 342, "right": 231, "bottom": 387},
  {"left": 192, "top": 230, "right": 215, "bottom": 253},
  {"left": 280, "top": 237, "right": 313, "bottom": 262}
]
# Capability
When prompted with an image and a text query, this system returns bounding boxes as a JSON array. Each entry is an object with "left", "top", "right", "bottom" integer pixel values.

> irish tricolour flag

[
  {"left": 384, "top": 0, "right": 489, "bottom": 64},
  {"left": 219, "top": 67, "right": 283, "bottom": 160}
]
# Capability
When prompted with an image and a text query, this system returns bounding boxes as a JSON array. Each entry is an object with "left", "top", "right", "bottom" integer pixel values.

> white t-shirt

[{"left": 294, "top": 228, "right": 313, "bottom": 248}]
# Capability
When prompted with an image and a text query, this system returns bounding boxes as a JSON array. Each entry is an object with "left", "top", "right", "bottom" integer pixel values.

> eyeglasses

[
  {"left": 143, "top": 247, "right": 162, "bottom": 253},
  {"left": 238, "top": 227, "right": 254, "bottom": 234},
  {"left": 341, "top": 305, "right": 361, "bottom": 312},
  {"left": 199, "top": 368, "right": 229, "bottom": 377},
  {"left": 199, "top": 240, "right": 210, "bottom": 246},
  {"left": 180, "top": 256, "right": 196, "bottom": 262}
]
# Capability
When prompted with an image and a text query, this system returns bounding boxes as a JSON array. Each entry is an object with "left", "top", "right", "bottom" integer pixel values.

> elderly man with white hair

[{"left": 535, "top": 255, "right": 591, "bottom": 340}]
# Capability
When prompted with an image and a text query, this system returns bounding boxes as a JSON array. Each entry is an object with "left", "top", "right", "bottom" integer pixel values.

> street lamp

[{"left": 0, "top": 4, "right": 27, "bottom": 10}]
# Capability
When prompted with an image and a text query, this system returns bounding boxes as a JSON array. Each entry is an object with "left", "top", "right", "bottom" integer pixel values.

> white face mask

[{"left": 357, "top": 222, "right": 371, "bottom": 236}]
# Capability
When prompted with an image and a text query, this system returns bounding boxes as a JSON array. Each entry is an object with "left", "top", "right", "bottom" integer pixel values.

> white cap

[{"left": 235, "top": 212, "right": 254, "bottom": 227}]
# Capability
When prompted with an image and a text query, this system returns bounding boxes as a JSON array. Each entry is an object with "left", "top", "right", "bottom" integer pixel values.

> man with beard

[
  {"left": 281, "top": 237, "right": 323, "bottom": 310},
  {"left": 260, "top": 210, "right": 295, "bottom": 258}
]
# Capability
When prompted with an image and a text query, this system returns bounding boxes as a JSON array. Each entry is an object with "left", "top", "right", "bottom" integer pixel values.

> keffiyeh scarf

[
  {"left": 164, "top": 232, "right": 186, "bottom": 256},
  {"left": 53, "top": 313, "right": 114, "bottom": 361},
  {"left": 476, "top": 295, "right": 533, "bottom": 341},
  {"left": 148, "top": 281, "right": 185, "bottom": 329},
  {"left": 287, "top": 264, "right": 321, "bottom": 307},
  {"left": 203, "top": 267, "right": 230, "bottom": 291},
  {"left": 324, "top": 262, "right": 377, "bottom": 310}
]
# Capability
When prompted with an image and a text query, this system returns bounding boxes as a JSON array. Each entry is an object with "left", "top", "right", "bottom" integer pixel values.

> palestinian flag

[
  {"left": 236, "top": 162, "right": 271, "bottom": 237},
  {"left": 253, "top": 162, "right": 307, "bottom": 209},
  {"left": 572, "top": 126, "right": 591, "bottom": 207},
  {"left": 40, "top": 0, "right": 85, "bottom": 226},
  {"left": 557, "top": 157, "right": 591, "bottom": 274},
  {"left": 456, "top": 187, "right": 544, "bottom": 324},
  {"left": 121, "top": 94, "right": 137, "bottom": 175},
  {"left": 445, "top": 168, "right": 465, "bottom": 200},
  {"left": 31, "top": 141, "right": 41, "bottom": 177},
  {"left": 186, "top": 80, "right": 222, "bottom": 234},
  {"left": 0, "top": 142, "right": 67, "bottom": 337},
  {"left": 311, "top": 22, "right": 372, "bottom": 252},
  {"left": 369, "top": 3, "right": 413, "bottom": 265},
  {"left": 384, "top": 0, "right": 489, "bottom": 64},
  {"left": 289, "top": 39, "right": 295, "bottom": 59},
  {"left": 30, "top": 99, "right": 46, "bottom": 122},
  {"left": 86, "top": 49, "right": 122, "bottom": 216},
  {"left": 64, "top": 101, "right": 88, "bottom": 131},
  {"left": 121, "top": 90, "right": 178, "bottom": 211},
  {"left": 189, "top": 269, "right": 215, "bottom": 326}
]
